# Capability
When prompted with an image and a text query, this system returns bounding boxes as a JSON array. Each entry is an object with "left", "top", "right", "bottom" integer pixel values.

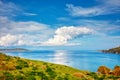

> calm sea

[{"left": 5, "top": 50, "right": 120, "bottom": 72}]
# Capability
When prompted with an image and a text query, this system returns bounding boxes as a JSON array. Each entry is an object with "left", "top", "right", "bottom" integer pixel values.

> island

[
  {"left": 0, "top": 48, "right": 29, "bottom": 52},
  {"left": 0, "top": 52, "right": 120, "bottom": 80},
  {"left": 101, "top": 46, "right": 120, "bottom": 54}
]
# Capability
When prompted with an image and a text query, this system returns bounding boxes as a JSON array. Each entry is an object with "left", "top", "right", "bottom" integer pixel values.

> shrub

[
  {"left": 88, "top": 72, "right": 99, "bottom": 79},
  {"left": 16, "top": 65, "right": 22, "bottom": 69},
  {"left": 16, "top": 60, "right": 28, "bottom": 69},
  {"left": 15, "top": 75, "right": 25, "bottom": 80},
  {"left": 97, "top": 66, "right": 110, "bottom": 75},
  {"left": 113, "top": 66, "right": 120, "bottom": 76},
  {"left": 73, "top": 72, "right": 85, "bottom": 78},
  {"left": 46, "top": 67, "right": 57, "bottom": 79},
  {"left": 56, "top": 76, "right": 64, "bottom": 80},
  {"left": 32, "top": 66, "right": 37, "bottom": 70},
  {"left": 26, "top": 75, "right": 36, "bottom": 80},
  {"left": 40, "top": 72, "right": 49, "bottom": 80},
  {"left": 3, "top": 71, "right": 14, "bottom": 80}
]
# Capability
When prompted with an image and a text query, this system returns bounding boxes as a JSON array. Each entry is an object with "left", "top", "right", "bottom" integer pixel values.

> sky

[{"left": 0, "top": 0, "right": 120, "bottom": 50}]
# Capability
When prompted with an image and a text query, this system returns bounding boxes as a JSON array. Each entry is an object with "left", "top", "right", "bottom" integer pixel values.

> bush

[
  {"left": 97, "top": 66, "right": 110, "bottom": 75},
  {"left": 16, "top": 65, "right": 22, "bottom": 69},
  {"left": 16, "top": 60, "right": 28, "bottom": 69},
  {"left": 32, "top": 66, "right": 37, "bottom": 70},
  {"left": 46, "top": 67, "right": 57, "bottom": 79},
  {"left": 88, "top": 72, "right": 99, "bottom": 79},
  {"left": 26, "top": 71, "right": 36, "bottom": 76},
  {"left": 3, "top": 71, "right": 14, "bottom": 80},
  {"left": 73, "top": 72, "right": 85, "bottom": 78},
  {"left": 113, "top": 66, "right": 120, "bottom": 76},
  {"left": 26, "top": 75, "right": 36, "bottom": 80},
  {"left": 56, "top": 76, "right": 64, "bottom": 80},
  {"left": 39, "top": 72, "right": 49, "bottom": 80},
  {"left": 15, "top": 75, "right": 25, "bottom": 80}
]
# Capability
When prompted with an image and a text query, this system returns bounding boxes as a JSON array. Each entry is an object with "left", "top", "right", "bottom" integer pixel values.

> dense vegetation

[
  {"left": 102, "top": 46, "right": 120, "bottom": 54},
  {"left": 0, "top": 53, "right": 120, "bottom": 80}
]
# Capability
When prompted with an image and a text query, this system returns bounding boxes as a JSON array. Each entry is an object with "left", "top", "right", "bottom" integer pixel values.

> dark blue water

[{"left": 5, "top": 50, "right": 120, "bottom": 72}]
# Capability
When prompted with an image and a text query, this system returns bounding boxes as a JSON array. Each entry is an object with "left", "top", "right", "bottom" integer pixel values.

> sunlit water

[{"left": 5, "top": 50, "right": 120, "bottom": 72}]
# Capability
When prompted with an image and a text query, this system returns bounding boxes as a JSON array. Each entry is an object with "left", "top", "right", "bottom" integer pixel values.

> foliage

[
  {"left": 16, "top": 59, "right": 28, "bottom": 69},
  {"left": 97, "top": 66, "right": 110, "bottom": 75},
  {"left": 112, "top": 66, "right": 120, "bottom": 76},
  {"left": 3, "top": 71, "right": 14, "bottom": 80}
]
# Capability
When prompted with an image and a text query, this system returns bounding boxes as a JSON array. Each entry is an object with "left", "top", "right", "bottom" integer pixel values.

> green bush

[
  {"left": 56, "top": 76, "right": 64, "bottom": 80},
  {"left": 16, "top": 65, "right": 22, "bottom": 69},
  {"left": 40, "top": 72, "right": 49, "bottom": 80},
  {"left": 46, "top": 67, "right": 57, "bottom": 79},
  {"left": 26, "top": 75, "right": 36, "bottom": 80},
  {"left": 3, "top": 71, "right": 14, "bottom": 80},
  {"left": 15, "top": 75, "right": 25, "bottom": 80},
  {"left": 88, "top": 72, "right": 99, "bottom": 79},
  {"left": 16, "top": 60, "right": 28, "bottom": 69},
  {"left": 32, "top": 66, "right": 37, "bottom": 70}
]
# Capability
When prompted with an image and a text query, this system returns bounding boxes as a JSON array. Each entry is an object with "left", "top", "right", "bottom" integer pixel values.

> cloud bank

[
  {"left": 42, "top": 26, "right": 93, "bottom": 46},
  {"left": 0, "top": 17, "right": 53, "bottom": 46}
]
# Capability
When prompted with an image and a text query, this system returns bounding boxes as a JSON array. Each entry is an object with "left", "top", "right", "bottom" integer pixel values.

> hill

[
  {"left": 0, "top": 53, "right": 120, "bottom": 80},
  {"left": 102, "top": 46, "right": 120, "bottom": 54}
]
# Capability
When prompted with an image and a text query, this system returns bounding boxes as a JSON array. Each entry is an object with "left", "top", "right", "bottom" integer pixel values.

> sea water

[{"left": 5, "top": 50, "right": 120, "bottom": 72}]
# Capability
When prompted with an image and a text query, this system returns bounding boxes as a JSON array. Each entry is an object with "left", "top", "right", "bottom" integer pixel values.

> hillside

[
  {"left": 102, "top": 46, "right": 120, "bottom": 54},
  {"left": 0, "top": 53, "right": 120, "bottom": 80}
]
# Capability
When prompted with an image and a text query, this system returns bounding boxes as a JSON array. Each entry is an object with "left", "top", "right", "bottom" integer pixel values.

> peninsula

[
  {"left": 0, "top": 48, "right": 29, "bottom": 52},
  {"left": 102, "top": 46, "right": 120, "bottom": 54}
]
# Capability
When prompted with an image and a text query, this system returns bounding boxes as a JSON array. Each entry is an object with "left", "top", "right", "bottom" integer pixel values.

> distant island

[
  {"left": 0, "top": 48, "right": 29, "bottom": 52},
  {"left": 102, "top": 46, "right": 120, "bottom": 54}
]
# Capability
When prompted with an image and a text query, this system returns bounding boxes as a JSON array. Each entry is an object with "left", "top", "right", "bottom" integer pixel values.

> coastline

[{"left": 0, "top": 52, "right": 120, "bottom": 80}]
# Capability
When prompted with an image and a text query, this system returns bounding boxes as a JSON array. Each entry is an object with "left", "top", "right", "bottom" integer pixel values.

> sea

[{"left": 5, "top": 50, "right": 120, "bottom": 72}]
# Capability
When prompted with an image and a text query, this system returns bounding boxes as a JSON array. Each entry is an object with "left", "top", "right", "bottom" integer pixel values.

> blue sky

[{"left": 0, "top": 0, "right": 120, "bottom": 50}]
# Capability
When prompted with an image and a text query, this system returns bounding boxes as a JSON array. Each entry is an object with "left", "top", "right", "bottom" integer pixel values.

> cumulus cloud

[
  {"left": 66, "top": 0, "right": 120, "bottom": 17},
  {"left": 0, "top": 17, "right": 53, "bottom": 46},
  {"left": 42, "top": 26, "right": 93, "bottom": 46},
  {"left": 0, "top": 34, "right": 23, "bottom": 46}
]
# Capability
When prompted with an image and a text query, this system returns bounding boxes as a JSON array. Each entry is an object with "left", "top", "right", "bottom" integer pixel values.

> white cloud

[
  {"left": 99, "top": 0, "right": 120, "bottom": 7},
  {"left": 66, "top": 4, "right": 104, "bottom": 17},
  {"left": 0, "top": 34, "right": 23, "bottom": 46},
  {"left": 0, "top": 17, "right": 53, "bottom": 46},
  {"left": 0, "top": 0, "right": 37, "bottom": 17},
  {"left": 0, "top": 0, "right": 21, "bottom": 16},
  {"left": 23, "top": 12, "right": 38, "bottom": 16},
  {"left": 66, "top": 0, "right": 120, "bottom": 17},
  {"left": 42, "top": 26, "right": 93, "bottom": 46}
]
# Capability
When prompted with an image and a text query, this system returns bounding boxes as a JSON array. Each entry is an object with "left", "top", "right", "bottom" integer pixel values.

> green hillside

[
  {"left": 102, "top": 46, "right": 120, "bottom": 54},
  {"left": 0, "top": 53, "right": 120, "bottom": 80}
]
